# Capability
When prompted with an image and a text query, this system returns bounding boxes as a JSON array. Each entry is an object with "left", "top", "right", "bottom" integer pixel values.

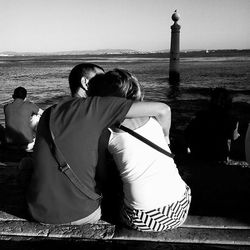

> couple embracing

[{"left": 26, "top": 63, "right": 191, "bottom": 232}]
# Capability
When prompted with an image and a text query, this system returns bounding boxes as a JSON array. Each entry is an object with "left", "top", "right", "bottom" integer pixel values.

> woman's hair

[
  {"left": 88, "top": 68, "right": 143, "bottom": 101},
  {"left": 209, "top": 87, "right": 232, "bottom": 112}
]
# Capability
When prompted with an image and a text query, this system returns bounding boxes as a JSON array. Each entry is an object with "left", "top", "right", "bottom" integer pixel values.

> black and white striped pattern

[{"left": 121, "top": 186, "right": 191, "bottom": 232}]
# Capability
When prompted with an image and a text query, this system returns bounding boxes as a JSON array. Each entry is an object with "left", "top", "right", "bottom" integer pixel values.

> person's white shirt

[
  {"left": 108, "top": 117, "right": 186, "bottom": 210},
  {"left": 30, "top": 108, "right": 43, "bottom": 131}
]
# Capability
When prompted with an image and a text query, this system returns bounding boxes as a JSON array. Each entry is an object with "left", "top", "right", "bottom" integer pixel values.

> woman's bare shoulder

[{"left": 114, "top": 117, "right": 149, "bottom": 132}]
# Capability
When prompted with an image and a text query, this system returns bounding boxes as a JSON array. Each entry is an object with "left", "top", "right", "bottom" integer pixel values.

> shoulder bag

[
  {"left": 48, "top": 107, "right": 101, "bottom": 200},
  {"left": 118, "top": 124, "right": 174, "bottom": 159}
]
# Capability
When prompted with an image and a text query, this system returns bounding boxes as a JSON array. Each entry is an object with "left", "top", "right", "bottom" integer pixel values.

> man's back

[
  {"left": 4, "top": 99, "right": 39, "bottom": 145},
  {"left": 27, "top": 96, "right": 133, "bottom": 224}
]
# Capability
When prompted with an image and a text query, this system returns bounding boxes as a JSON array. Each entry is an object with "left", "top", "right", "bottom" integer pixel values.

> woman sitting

[{"left": 88, "top": 69, "right": 191, "bottom": 232}]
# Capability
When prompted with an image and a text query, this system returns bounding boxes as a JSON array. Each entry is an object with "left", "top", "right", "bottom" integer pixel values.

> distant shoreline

[{"left": 0, "top": 49, "right": 250, "bottom": 58}]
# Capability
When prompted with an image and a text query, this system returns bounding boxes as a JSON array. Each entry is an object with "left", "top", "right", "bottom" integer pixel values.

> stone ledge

[
  {"left": 183, "top": 215, "right": 250, "bottom": 229},
  {"left": 1, "top": 162, "right": 250, "bottom": 247},
  {"left": 113, "top": 226, "right": 250, "bottom": 246},
  {"left": 0, "top": 220, "right": 115, "bottom": 240},
  {"left": 0, "top": 215, "right": 250, "bottom": 247}
]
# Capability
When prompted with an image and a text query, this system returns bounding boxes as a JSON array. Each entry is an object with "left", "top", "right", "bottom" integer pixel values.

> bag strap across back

[
  {"left": 48, "top": 107, "right": 100, "bottom": 200},
  {"left": 118, "top": 124, "right": 175, "bottom": 159}
]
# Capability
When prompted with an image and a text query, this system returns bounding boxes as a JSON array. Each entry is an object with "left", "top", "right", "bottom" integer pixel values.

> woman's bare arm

[{"left": 125, "top": 101, "right": 171, "bottom": 139}]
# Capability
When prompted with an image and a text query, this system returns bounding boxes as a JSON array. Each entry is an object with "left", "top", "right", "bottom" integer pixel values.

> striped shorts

[{"left": 121, "top": 186, "right": 191, "bottom": 232}]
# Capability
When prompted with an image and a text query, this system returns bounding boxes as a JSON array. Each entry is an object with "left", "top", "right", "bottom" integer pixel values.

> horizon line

[{"left": 1, "top": 48, "right": 250, "bottom": 56}]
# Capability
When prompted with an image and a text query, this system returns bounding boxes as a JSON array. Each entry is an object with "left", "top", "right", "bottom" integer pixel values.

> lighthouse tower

[{"left": 169, "top": 10, "right": 181, "bottom": 84}]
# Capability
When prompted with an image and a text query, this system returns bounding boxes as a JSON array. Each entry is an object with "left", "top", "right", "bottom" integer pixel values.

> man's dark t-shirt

[
  {"left": 27, "top": 96, "right": 132, "bottom": 224},
  {"left": 4, "top": 99, "right": 40, "bottom": 144}
]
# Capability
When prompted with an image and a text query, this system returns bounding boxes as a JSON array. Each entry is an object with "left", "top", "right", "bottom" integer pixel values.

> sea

[{"left": 1, "top": 50, "right": 250, "bottom": 130}]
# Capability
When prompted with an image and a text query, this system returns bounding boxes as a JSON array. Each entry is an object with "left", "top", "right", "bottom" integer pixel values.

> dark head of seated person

[
  {"left": 68, "top": 63, "right": 104, "bottom": 98},
  {"left": 26, "top": 66, "right": 171, "bottom": 225},
  {"left": 185, "top": 87, "right": 240, "bottom": 162}
]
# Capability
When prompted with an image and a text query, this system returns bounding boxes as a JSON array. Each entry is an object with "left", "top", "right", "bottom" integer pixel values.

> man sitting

[{"left": 4, "top": 87, "right": 43, "bottom": 151}]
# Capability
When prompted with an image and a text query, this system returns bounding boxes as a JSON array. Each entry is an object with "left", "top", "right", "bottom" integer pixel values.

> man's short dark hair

[
  {"left": 13, "top": 87, "right": 27, "bottom": 100},
  {"left": 68, "top": 63, "right": 104, "bottom": 96}
]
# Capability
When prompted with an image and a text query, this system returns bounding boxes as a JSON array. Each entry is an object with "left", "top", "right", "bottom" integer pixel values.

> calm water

[{"left": 0, "top": 55, "right": 250, "bottom": 126}]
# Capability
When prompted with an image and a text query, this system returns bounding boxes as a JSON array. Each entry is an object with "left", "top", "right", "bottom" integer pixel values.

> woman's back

[{"left": 108, "top": 117, "right": 186, "bottom": 210}]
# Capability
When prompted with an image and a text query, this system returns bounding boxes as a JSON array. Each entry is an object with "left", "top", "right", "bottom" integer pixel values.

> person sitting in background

[
  {"left": 68, "top": 63, "right": 105, "bottom": 98},
  {"left": 87, "top": 69, "right": 191, "bottom": 232},
  {"left": 4, "top": 87, "right": 43, "bottom": 151},
  {"left": 185, "top": 87, "right": 240, "bottom": 162},
  {"left": 245, "top": 122, "right": 250, "bottom": 165}
]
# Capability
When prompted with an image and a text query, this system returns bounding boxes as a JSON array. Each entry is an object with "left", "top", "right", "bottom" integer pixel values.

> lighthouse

[{"left": 169, "top": 10, "right": 181, "bottom": 84}]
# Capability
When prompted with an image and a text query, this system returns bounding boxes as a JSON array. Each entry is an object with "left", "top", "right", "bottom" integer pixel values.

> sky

[{"left": 0, "top": 0, "right": 250, "bottom": 53}]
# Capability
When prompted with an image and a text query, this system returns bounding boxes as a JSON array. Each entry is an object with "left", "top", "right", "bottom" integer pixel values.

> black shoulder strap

[
  {"left": 48, "top": 107, "right": 101, "bottom": 200},
  {"left": 119, "top": 124, "right": 175, "bottom": 159}
]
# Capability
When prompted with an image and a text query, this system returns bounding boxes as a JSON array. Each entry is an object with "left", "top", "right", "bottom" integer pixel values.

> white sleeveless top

[{"left": 108, "top": 118, "right": 187, "bottom": 210}]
